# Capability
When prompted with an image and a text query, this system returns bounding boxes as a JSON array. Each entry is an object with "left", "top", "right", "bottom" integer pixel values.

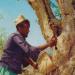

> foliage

[{"left": 0, "top": 28, "right": 7, "bottom": 57}]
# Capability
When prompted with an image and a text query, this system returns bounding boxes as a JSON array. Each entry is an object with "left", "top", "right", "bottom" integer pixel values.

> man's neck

[{"left": 17, "top": 31, "right": 26, "bottom": 39}]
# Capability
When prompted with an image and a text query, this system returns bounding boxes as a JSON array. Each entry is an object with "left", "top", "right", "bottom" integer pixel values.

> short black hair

[{"left": 16, "top": 19, "right": 30, "bottom": 30}]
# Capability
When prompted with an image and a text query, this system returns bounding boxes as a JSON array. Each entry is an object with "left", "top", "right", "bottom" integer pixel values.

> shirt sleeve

[
  {"left": 13, "top": 35, "right": 29, "bottom": 53},
  {"left": 13, "top": 34, "right": 41, "bottom": 62},
  {"left": 28, "top": 44, "right": 41, "bottom": 61}
]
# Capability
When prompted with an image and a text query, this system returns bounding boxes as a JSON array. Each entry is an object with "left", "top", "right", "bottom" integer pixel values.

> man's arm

[
  {"left": 13, "top": 35, "right": 29, "bottom": 53},
  {"left": 13, "top": 34, "right": 57, "bottom": 69},
  {"left": 28, "top": 36, "right": 57, "bottom": 62},
  {"left": 37, "top": 36, "right": 57, "bottom": 51},
  {"left": 13, "top": 35, "right": 38, "bottom": 69},
  {"left": 27, "top": 36, "right": 57, "bottom": 69},
  {"left": 27, "top": 57, "right": 38, "bottom": 69}
]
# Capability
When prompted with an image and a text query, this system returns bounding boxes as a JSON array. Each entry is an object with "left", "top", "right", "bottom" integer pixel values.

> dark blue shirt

[{"left": 0, "top": 32, "right": 40, "bottom": 74}]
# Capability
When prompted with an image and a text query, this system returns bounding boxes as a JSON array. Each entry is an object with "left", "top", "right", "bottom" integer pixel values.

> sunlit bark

[{"left": 22, "top": 0, "right": 75, "bottom": 75}]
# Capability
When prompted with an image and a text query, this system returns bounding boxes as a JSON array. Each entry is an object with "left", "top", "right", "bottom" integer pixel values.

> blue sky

[{"left": 0, "top": 0, "right": 46, "bottom": 46}]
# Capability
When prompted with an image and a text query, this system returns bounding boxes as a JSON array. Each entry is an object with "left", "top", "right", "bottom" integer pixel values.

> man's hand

[
  {"left": 48, "top": 36, "right": 57, "bottom": 47},
  {"left": 27, "top": 57, "right": 38, "bottom": 69},
  {"left": 32, "top": 63, "right": 38, "bottom": 69},
  {"left": 37, "top": 36, "right": 57, "bottom": 51}
]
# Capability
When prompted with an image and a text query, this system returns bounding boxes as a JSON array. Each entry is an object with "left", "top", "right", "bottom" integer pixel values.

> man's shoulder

[
  {"left": 9, "top": 32, "right": 25, "bottom": 42},
  {"left": 6, "top": 32, "right": 20, "bottom": 41},
  {"left": 9, "top": 32, "right": 21, "bottom": 38}
]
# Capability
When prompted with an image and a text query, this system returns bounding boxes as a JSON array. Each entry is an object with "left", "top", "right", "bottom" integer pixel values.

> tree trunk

[{"left": 22, "top": 0, "right": 75, "bottom": 75}]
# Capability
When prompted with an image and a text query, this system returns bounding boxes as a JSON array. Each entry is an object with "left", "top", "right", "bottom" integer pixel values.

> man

[{"left": 0, "top": 15, "right": 57, "bottom": 75}]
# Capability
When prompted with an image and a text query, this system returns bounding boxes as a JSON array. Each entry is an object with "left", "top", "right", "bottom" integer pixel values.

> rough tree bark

[{"left": 22, "top": 0, "right": 75, "bottom": 75}]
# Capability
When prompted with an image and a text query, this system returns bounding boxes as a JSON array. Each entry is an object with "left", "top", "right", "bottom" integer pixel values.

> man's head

[{"left": 15, "top": 15, "right": 30, "bottom": 38}]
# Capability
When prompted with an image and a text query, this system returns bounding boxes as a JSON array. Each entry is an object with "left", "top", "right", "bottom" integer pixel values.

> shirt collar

[{"left": 15, "top": 31, "right": 26, "bottom": 40}]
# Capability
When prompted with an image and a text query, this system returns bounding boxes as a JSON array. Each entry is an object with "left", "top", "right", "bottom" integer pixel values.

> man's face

[
  {"left": 18, "top": 20, "right": 30, "bottom": 38},
  {"left": 22, "top": 23, "right": 30, "bottom": 37}
]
